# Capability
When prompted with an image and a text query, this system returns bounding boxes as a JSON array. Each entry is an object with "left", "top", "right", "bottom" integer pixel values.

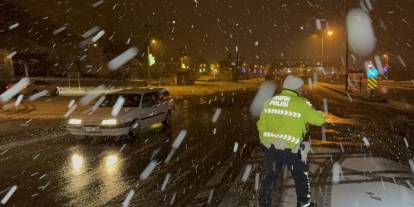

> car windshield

[{"left": 99, "top": 94, "right": 141, "bottom": 108}]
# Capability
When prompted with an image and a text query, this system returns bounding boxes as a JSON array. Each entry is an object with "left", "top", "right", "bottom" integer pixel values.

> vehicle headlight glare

[
  {"left": 101, "top": 119, "right": 117, "bottom": 125},
  {"left": 68, "top": 119, "right": 82, "bottom": 125},
  {"left": 71, "top": 153, "right": 84, "bottom": 172}
]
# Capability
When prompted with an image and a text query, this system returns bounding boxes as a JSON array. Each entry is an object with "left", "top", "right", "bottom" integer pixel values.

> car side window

[
  {"left": 132, "top": 95, "right": 141, "bottom": 107},
  {"left": 142, "top": 93, "right": 156, "bottom": 108},
  {"left": 152, "top": 93, "right": 161, "bottom": 105},
  {"left": 160, "top": 90, "right": 171, "bottom": 103},
  {"left": 124, "top": 94, "right": 141, "bottom": 107}
]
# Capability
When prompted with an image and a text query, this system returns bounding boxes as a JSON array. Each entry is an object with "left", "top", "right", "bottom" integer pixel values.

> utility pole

[
  {"left": 144, "top": 23, "right": 161, "bottom": 86},
  {"left": 345, "top": 0, "right": 349, "bottom": 91},
  {"left": 321, "top": 33, "right": 324, "bottom": 67},
  {"left": 147, "top": 40, "right": 151, "bottom": 86},
  {"left": 319, "top": 19, "right": 329, "bottom": 67},
  {"left": 234, "top": 49, "right": 240, "bottom": 81}
]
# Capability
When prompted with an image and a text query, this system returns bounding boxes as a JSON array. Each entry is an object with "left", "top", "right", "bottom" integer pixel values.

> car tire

[
  {"left": 163, "top": 112, "right": 171, "bottom": 125},
  {"left": 162, "top": 111, "right": 171, "bottom": 131},
  {"left": 129, "top": 120, "right": 141, "bottom": 138},
  {"left": 52, "top": 88, "right": 59, "bottom": 96}
]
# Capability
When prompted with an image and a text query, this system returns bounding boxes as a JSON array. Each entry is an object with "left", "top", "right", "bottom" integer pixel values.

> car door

[
  {"left": 157, "top": 92, "right": 170, "bottom": 121},
  {"left": 33, "top": 81, "right": 47, "bottom": 93},
  {"left": 140, "top": 92, "right": 160, "bottom": 130},
  {"left": 122, "top": 94, "right": 141, "bottom": 124},
  {"left": 152, "top": 92, "right": 169, "bottom": 123}
]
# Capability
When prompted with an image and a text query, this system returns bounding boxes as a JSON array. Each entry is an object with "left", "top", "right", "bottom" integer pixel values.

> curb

[{"left": 320, "top": 84, "right": 388, "bottom": 103}]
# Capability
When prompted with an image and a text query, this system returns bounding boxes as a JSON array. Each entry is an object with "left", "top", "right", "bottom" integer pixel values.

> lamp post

[
  {"left": 320, "top": 25, "right": 334, "bottom": 67},
  {"left": 147, "top": 39, "right": 158, "bottom": 86},
  {"left": 383, "top": 54, "right": 389, "bottom": 65},
  {"left": 345, "top": 0, "right": 349, "bottom": 91},
  {"left": 325, "top": 30, "right": 334, "bottom": 65},
  {"left": 143, "top": 22, "right": 161, "bottom": 86}
]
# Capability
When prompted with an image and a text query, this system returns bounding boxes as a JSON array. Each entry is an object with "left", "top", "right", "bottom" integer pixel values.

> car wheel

[
  {"left": 52, "top": 88, "right": 59, "bottom": 96},
  {"left": 162, "top": 111, "right": 171, "bottom": 131},
  {"left": 129, "top": 120, "right": 141, "bottom": 138},
  {"left": 163, "top": 112, "right": 171, "bottom": 125}
]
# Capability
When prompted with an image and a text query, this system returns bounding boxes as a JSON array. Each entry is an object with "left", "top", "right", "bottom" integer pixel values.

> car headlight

[
  {"left": 101, "top": 119, "right": 117, "bottom": 125},
  {"left": 68, "top": 119, "right": 82, "bottom": 125}
]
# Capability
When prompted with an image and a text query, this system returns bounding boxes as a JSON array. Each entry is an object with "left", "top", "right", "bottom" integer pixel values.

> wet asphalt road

[
  {"left": 0, "top": 89, "right": 259, "bottom": 206},
  {"left": 1, "top": 85, "right": 414, "bottom": 206}
]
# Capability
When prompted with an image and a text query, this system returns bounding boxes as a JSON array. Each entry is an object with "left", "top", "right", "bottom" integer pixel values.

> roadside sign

[
  {"left": 384, "top": 65, "right": 391, "bottom": 73},
  {"left": 367, "top": 68, "right": 379, "bottom": 79},
  {"left": 367, "top": 78, "right": 378, "bottom": 90}
]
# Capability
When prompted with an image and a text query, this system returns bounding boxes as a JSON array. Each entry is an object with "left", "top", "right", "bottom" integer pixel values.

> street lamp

[
  {"left": 345, "top": 0, "right": 349, "bottom": 92},
  {"left": 147, "top": 38, "right": 158, "bottom": 86},
  {"left": 321, "top": 27, "right": 334, "bottom": 67},
  {"left": 383, "top": 54, "right": 389, "bottom": 65}
]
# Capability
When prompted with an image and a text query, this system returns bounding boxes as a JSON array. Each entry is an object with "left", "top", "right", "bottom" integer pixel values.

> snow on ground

[
  {"left": 58, "top": 87, "right": 120, "bottom": 96},
  {"left": 0, "top": 79, "right": 263, "bottom": 120},
  {"left": 312, "top": 145, "right": 341, "bottom": 154},
  {"left": 165, "top": 79, "right": 263, "bottom": 96},
  {"left": 58, "top": 78, "right": 263, "bottom": 96},
  {"left": 215, "top": 142, "right": 414, "bottom": 207},
  {"left": 380, "top": 80, "right": 414, "bottom": 89},
  {"left": 324, "top": 112, "right": 357, "bottom": 125},
  {"left": 318, "top": 83, "right": 414, "bottom": 111},
  {"left": 331, "top": 182, "right": 414, "bottom": 207},
  {"left": 328, "top": 155, "right": 414, "bottom": 207},
  {"left": 341, "top": 157, "right": 408, "bottom": 172}
]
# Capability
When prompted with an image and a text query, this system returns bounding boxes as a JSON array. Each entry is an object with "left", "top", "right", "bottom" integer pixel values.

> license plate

[{"left": 83, "top": 127, "right": 99, "bottom": 132}]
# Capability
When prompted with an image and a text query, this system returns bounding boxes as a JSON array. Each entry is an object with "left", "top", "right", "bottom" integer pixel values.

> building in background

[{"left": 0, "top": 49, "right": 15, "bottom": 80}]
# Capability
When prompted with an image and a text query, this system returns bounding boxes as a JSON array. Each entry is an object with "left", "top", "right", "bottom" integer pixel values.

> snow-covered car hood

[{"left": 69, "top": 107, "right": 138, "bottom": 123}]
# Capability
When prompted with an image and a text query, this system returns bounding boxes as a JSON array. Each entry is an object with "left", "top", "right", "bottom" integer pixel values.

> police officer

[{"left": 257, "top": 75, "right": 325, "bottom": 207}]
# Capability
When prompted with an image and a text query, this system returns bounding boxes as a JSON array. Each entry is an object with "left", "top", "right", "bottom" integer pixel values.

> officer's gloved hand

[{"left": 300, "top": 142, "right": 311, "bottom": 164}]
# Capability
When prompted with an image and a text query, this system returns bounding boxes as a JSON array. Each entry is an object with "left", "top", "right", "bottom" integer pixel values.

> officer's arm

[
  {"left": 302, "top": 99, "right": 325, "bottom": 126},
  {"left": 257, "top": 99, "right": 270, "bottom": 131}
]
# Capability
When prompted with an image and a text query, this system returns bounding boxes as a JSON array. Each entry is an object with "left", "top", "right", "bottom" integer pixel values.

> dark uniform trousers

[{"left": 259, "top": 145, "right": 310, "bottom": 207}]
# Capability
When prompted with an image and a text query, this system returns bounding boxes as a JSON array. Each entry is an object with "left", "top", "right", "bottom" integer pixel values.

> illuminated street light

[
  {"left": 147, "top": 38, "right": 159, "bottom": 86},
  {"left": 321, "top": 27, "right": 334, "bottom": 66},
  {"left": 383, "top": 54, "right": 389, "bottom": 65},
  {"left": 181, "top": 63, "right": 187, "bottom": 69}
]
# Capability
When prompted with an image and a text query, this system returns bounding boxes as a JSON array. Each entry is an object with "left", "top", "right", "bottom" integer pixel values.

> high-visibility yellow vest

[{"left": 257, "top": 90, "right": 325, "bottom": 149}]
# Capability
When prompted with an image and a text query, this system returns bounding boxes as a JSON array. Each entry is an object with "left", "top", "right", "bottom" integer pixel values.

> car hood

[{"left": 70, "top": 107, "right": 137, "bottom": 122}]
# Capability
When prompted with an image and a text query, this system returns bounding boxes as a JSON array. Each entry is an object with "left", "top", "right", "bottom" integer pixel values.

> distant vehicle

[
  {"left": 5, "top": 80, "right": 59, "bottom": 96},
  {"left": 66, "top": 88, "right": 172, "bottom": 138}
]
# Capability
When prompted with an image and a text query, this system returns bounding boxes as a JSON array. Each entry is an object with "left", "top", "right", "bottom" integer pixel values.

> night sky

[{"left": 2, "top": 0, "right": 413, "bottom": 68}]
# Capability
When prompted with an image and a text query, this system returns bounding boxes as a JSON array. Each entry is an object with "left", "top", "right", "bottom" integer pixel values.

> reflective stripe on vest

[
  {"left": 263, "top": 108, "right": 302, "bottom": 118},
  {"left": 263, "top": 132, "right": 300, "bottom": 145}
]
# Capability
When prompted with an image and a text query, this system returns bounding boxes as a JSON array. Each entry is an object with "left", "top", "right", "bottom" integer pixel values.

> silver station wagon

[{"left": 66, "top": 88, "right": 172, "bottom": 138}]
